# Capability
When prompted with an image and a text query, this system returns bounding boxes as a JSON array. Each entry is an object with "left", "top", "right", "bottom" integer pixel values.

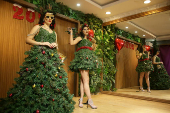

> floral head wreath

[{"left": 79, "top": 23, "right": 89, "bottom": 31}]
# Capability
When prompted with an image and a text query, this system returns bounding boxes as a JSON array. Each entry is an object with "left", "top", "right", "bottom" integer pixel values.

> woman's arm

[
  {"left": 26, "top": 25, "right": 51, "bottom": 47},
  {"left": 152, "top": 56, "right": 163, "bottom": 64},
  {"left": 68, "top": 27, "right": 82, "bottom": 45}
]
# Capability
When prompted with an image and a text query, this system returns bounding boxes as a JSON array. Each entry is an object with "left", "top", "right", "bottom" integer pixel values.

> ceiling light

[
  {"left": 125, "top": 27, "right": 128, "bottom": 29},
  {"left": 106, "top": 12, "right": 111, "bottom": 14},
  {"left": 135, "top": 31, "right": 137, "bottom": 33},
  {"left": 77, "top": 3, "right": 80, "bottom": 6},
  {"left": 144, "top": 0, "right": 151, "bottom": 4},
  {"left": 143, "top": 35, "right": 145, "bottom": 37}
]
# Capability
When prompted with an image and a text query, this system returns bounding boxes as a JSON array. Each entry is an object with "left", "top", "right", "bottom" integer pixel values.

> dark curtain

[{"left": 159, "top": 45, "right": 170, "bottom": 76}]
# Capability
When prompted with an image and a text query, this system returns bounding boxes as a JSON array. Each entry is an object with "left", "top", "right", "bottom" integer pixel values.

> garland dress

[
  {"left": 149, "top": 56, "right": 170, "bottom": 89},
  {"left": 0, "top": 26, "right": 75, "bottom": 113},
  {"left": 69, "top": 37, "right": 101, "bottom": 72},
  {"left": 136, "top": 53, "right": 154, "bottom": 73}
]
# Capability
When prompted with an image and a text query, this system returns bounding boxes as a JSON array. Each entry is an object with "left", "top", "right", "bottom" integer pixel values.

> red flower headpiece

[{"left": 80, "top": 23, "right": 89, "bottom": 31}]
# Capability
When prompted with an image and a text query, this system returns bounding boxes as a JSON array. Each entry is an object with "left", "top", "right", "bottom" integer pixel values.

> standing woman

[
  {"left": 150, "top": 50, "right": 170, "bottom": 89},
  {"left": 136, "top": 46, "right": 154, "bottom": 93},
  {"left": 68, "top": 23, "right": 101, "bottom": 109},
  {"left": 0, "top": 11, "right": 75, "bottom": 113}
]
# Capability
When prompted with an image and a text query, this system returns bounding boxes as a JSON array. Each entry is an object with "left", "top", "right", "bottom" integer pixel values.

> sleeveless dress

[
  {"left": 0, "top": 26, "right": 75, "bottom": 113},
  {"left": 136, "top": 53, "right": 154, "bottom": 73},
  {"left": 69, "top": 37, "right": 101, "bottom": 72},
  {"left": 149, "top": 56, "right": 170, "bottom": 89}
]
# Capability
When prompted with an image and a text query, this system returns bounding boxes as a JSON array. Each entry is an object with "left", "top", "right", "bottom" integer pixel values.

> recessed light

[
  {"left": 144, "top": 0, "right": 151, "bottom": 4},
  {"left": 143, "top": 35, "right": 145, "bottom": 37},
  {"left": 77, "top": 3, "right": 80, "bottom": 6},
  {"left": 135, "top": 31, "right": 137, "bottom": 33},
  {"left": 125, "top": 27, "right": 128, "bottom": 29},
  {"left": 106, "top": 12, "right": 111, "bottom": 14}
]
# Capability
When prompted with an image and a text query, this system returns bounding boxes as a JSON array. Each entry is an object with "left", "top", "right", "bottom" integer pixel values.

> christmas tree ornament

[
  {"left": 36, "top": 110, "right": 40, "bottom": 113},
  {"left": 59, "top": 76, "right": 62, "bottom": 78},
  {"left": 55, "top": 74, "right": 58, "bottom": 77},
  {"left": 115, "top": 38, "right": 124, "bottom": 53},
  {"left": 58, "top": 67, "right": 60, "bottom": 69},
  {"left": 44, "top": 65, "right": 46, "bottom": 68},
  {"left": 86, "top": 57, "right": 88, "bottom": 59},
  {"left": 40, "top": 84, "right": 44, "bottom": 88},
  {"left": 26, "top": 68, "right": 28, "bottom": 71},
  {"left": 32, "top": 84, "right": 36, "bottom": 88},
  {"left": 42, "top": 51, "right": 45, "bottom": 54},
  {"left": 52, "top": 99, "right": 54, "bottom": 101},
  {"left": 51, "top": 53, "right": 54, "bottom": 57},
  {"left": 9, "top": 93, "right": 13, "bottom": 97},
  {"left": 36, "top": 57, "right": 38, "bottom": 59},
  {"left": 41, "top": 62, "right": 44, "bottom": 65}
]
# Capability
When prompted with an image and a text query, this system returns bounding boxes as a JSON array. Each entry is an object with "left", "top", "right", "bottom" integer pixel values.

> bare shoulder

[
  {"left": 76, "top": 36, "right": 82, "bottom": 40},
  {"left": 31, "top": 25, "right": 41, "bottom": 31}
]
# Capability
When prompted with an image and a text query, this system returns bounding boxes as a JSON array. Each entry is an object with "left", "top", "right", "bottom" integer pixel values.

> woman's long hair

[{"left": 38, "top": 11, "right": 55, "bottom": 30}]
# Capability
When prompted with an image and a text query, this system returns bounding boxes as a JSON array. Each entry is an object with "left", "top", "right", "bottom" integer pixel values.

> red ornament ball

[
  {"left": 41, "top": 62, "right": 44, "bottom": 65},
  {"left": 52, "top": 99, "right": 54, "bottom": 101},
  {"left": 36, "top": 110, "right": 40, "bottom": 113},
  {"left": 59, "top": 57, "right": 62, "bottom": 59},
  {"left": 9, "top": 93, "right": 13, "bottom": 97},
  {"left": 40, "top": 84, "right": 44, "bottom": 88},
  {"left": 44, "top": 65, "right": 46, "bottom": 68},
  {"left": 50, "top": 47, "right": 53, "bottom": 49},
  {"left": 59, "top": 76, "right": 62, "bottom": 79},
  {"left": 86, "top": 57, "right": 88, "bottom": 59},
  {"left": 42, "top": 51, "right": 45, "bottom": 54},
  {"left": 26, "top": 68, "right": 28, "bottom": 71}
]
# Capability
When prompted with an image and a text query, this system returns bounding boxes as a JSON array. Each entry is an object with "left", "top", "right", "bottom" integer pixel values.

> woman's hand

[
  {"left": 41, "top": 42, "right": 52, "bottom": 48},
  {"left": 67, "top": 27, "right": 73, "bottom": 34},
  {"left": 160, "top": 62, "right": 163, "bottom": 64},
  {"left": 51, "top": 43, "right": 58, "bottom": 48}
]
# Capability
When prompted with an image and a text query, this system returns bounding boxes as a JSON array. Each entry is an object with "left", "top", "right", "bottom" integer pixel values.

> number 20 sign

[{"left": 13, "top": 4, "right": 38, "bottom": 23}]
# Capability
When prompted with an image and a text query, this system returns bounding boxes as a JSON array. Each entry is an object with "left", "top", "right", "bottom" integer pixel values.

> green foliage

[{"left": 102, "top": 24, "right": 117, "bottom": 91}]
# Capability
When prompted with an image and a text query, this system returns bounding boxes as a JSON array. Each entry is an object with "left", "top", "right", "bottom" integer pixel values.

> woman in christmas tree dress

[
  {"left": 68, "top": 24, "right": 100, "bottom": 109},
  {"left": 0, "top": 11, "right": 75, "bottom": 113},
  {"left": 136, "top": 46, "right": 154, "bottom": 93},
  {"left": 150, "top": 50, "right": 170, "bottom": 89}
]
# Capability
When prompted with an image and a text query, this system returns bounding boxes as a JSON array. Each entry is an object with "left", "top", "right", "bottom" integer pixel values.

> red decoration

[
  {"left": 41, "top": 62, "right": 44, "bottom": 65},
  {"left": 38, "top": 13, "right": 41, "bottom": 18},
  {"left": 59, "top": 57, "right": 62, "bottom": 59},
  {"left": 145, "top": 45, "right": 150, "bottom": 51},
  {"left": 129, "top": 43, "right": 132, "bottom": 49},
  {"left": 9, "top": 93, "right": 13, "bottom": 97},
  {"left": 88, "top": 29, "right": 94, "bottom": 41},
  {"left": 36, "top": 110, "right": 40, "bottom": 113},
  {"left": 42, "top": 51, "right": 45, "bottom": 54},
  {"left": 26, "top": 68, "right": 28, "bottom": 71},
  {"left": 40, "top": 85, "right": 44, "bottom": 88},
  {"left": 52, "top": 99, "right": 54, "bottom": 101},
  {"left": 44, "top": 65, "right": 46, "bottom": 68},
  {"left": 59, "top": 76, "right": 62, "bottom": 78},
  {"left": 76, "top": 46, "right": 93, "bottom": 52},
  {"left": 26, "top": 11, "right": 35, "bottom": 23},
  {"left": 86, "top": 57, "right": 88, "bottom": 59},
  {"left": 13, "top": 6, "right": 24, "bottom": 20},
  {"left": 132, "top": 43, "right": 134, "bottom": 50},
  {"left": 115, "top": 38, "right": 124, "bottom": 53}
]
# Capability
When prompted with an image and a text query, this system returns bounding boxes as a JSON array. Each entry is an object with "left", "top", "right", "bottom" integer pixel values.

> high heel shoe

[
  {"left": 86, "top": 99, "right": 97, "bottom": 109},
  {"left": 78, "top": 98, "right": 83, "bottom": 108},
  {"left": 139, "top": 87, "right": 145, "bottom": 92},
  {"left": 147, "top": 87, "right": 151, "bottom": 93}
]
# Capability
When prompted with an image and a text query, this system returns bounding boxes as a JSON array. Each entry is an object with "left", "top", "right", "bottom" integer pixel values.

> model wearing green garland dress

[
  {"left": 136, "top": 46, "right": 154, "bottom": 93},
  {"left": 150, "top": 50, "right": 170, "bottom": 89},
  {"left": 68, "top": 24, "right": 101, "bottom": 109},
  {"left": 0, "top": 11, "right": 75, "bottom": 113}
]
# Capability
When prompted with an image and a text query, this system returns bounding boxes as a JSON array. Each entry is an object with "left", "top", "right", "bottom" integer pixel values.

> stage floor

[
  {"left": 73, "top": 94, "right": 170, "bottom": 113},
  {"left": 115, "top": 86, "right": 170, "bottom": 100}
]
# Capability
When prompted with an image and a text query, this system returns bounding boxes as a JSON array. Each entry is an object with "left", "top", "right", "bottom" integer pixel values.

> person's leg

[
  {"left": 145, "top": 72, "right": 151, "bottom": 93},
  {"left": 139, "top": 72, "right": 145, "bottom": 91}
]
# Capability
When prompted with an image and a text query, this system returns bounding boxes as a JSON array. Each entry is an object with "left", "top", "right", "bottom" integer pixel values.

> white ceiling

[
  {"left": 56, "top": 0, "right": 170, "bottom": 41},
  {"left": 116, "top": 10, "right": 170, "bottom": 40}
]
